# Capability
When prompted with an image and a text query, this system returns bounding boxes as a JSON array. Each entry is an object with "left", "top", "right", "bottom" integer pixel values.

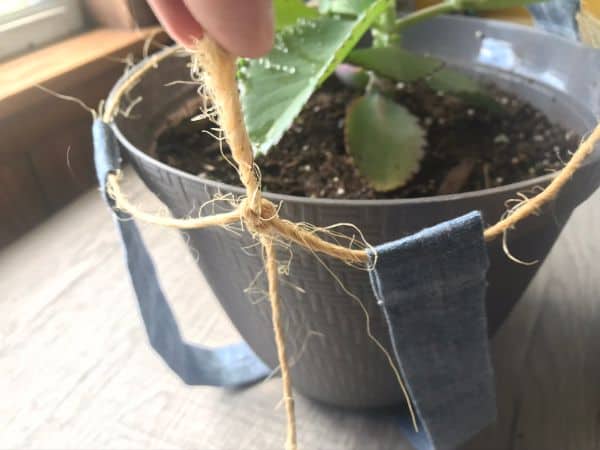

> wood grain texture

[
  {"left": 1, "top": 169, "right": 599, "bottom": 449},
  {"left": 0, "top": 156, "right": 49, "bottom": 247},
  {"left": 28, "top": 115, "right": 96, "bottom": 210},
  {"left": 0, "top": 27, "right": 168, "bottom": 246},
  {"left": 0, "top": 27, "right": 163, "bottom": 120}
]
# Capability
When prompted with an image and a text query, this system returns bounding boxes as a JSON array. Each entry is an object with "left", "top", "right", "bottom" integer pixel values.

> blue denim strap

[
  {"left": 92, "top": 119, "right": 270, "bottom": 387},
  {"left": 369, "top": 212, "right": 495, "bottom": 450},
  {"left": 93, "top": 118, "right": 495, "bottom": 447},
  {"left": 528, "top": 0, "right": 580, "bottom": 40}
]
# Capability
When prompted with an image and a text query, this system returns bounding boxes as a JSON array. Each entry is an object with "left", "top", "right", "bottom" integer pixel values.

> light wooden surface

[
  {"left": 0, "top": 27, "right": 162, "bottom": 119},
  {"left": 1, "top": 169, "right": 599, "bottom": 450}
]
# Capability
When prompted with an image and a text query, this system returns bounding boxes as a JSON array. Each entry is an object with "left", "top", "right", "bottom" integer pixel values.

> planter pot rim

[
  {"left": 109, "top": 15, "right": 600, "bottom": 208},
  {"left": 107, "top": 15, "right": 600, "bottom": 406}
]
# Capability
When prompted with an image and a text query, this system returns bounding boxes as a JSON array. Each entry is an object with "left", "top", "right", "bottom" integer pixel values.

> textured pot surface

[{"left": 110, "top": 16, "right": 600, "bottom": 408}]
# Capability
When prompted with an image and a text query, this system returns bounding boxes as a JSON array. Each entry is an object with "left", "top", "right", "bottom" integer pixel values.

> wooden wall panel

[
  {"left": 29, "top": 116, "right": 96, "bottom": 210},
  {"left": 26, "top": 63, "right": 132, "bottom": 210},
  {"left": 0, "top": 28, "right": 167, "bottom": 247},
  {"left": 0, "top": 156, "right": 49, "bottom": 247}
]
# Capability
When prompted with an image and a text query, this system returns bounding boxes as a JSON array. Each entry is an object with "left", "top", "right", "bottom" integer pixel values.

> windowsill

[
  {"left": 0, "top": 26, "right": 164, "bottom": 120},
  {"left": 0, "top": 26, "right": 167, "bottom": 247}
]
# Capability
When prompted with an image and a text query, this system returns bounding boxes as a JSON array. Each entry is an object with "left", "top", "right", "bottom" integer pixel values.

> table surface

[{"left": 2, "top": 169, "right": 599, "bottom": 450}]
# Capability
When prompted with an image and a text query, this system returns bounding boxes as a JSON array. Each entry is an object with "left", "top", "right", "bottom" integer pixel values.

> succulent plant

[{"left": 240, "top": 0, "right": 544, "bottom": 191}]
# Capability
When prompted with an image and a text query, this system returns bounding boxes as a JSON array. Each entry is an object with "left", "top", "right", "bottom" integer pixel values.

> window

[{"left": 0, "top": 0, "right": 85, "bottom": 61}]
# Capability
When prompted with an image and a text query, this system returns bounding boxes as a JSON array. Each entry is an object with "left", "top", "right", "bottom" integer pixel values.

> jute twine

[{"left": 102, "top": 39, "right": 600, "bottom": 450}]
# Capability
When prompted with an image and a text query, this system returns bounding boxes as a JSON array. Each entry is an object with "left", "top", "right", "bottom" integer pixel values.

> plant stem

[
  {"left": 394, "top": 1, "right": 457, "bottom": 31},
  {"left": 372, "top": 1, "right": 401, "bottom": 47}
]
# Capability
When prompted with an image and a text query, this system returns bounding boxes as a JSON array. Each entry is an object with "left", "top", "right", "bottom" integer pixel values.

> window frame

[{"left": 0, "top": 0, "right": 85, "bottom": 61}]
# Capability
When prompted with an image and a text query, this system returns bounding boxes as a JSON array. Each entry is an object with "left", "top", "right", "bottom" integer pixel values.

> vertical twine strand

[
  {"left": 264, "top": 238, "right": 298, "bottom": 450},
  {"left": 193, "top": 37, "right": 298, "bottom": 449}
]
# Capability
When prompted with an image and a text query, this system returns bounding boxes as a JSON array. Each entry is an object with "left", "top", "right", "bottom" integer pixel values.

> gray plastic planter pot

[{"left": 110, "top": 16, "right": 600, "bottom": 408}]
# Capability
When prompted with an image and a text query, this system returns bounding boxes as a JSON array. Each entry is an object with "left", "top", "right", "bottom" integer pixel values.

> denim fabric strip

[
  {"left": 368, "top": 212, "right": 495, "bottom": 450},
  {"left": 93, "top": 118, "right": 495, "bottom": 444},
  {"left": 92, "top": 119, "right": 270, "bottom": 387},
  {"left": 528, "top": 0, "right": 580, "bottom": 40}
]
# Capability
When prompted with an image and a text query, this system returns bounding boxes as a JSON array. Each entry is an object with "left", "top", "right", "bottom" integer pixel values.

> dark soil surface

[{"left": 155, "top": 79, "right": 580, "bottom": 199}]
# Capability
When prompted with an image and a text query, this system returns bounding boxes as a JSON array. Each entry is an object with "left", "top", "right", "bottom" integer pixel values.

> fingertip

[
  {"left": 237, "top": 20, "right": 275, "bottom": 58},
  {"left": 183, "top": 0, "right": 275, "bottom": 58},
  {"left": 147, "top": 0, "right": 203, "bottom": 49}
]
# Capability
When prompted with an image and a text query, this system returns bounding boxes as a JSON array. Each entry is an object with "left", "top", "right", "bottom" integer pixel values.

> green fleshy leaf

[
  {"left": 347, "top": 46, "right": 504, "bottom": 113},
  {"left": 345, "top": 93, "right": 425, "bottom": 191},
  {"left": 335, "top": 63, "right": 370, "bottom": 89},
  {"left": 456, "top": 0, "right": 545, "bottom": 10},
  {"left": 274, "top": 0, "right": 319, "bottom": 29},
  {"left": 347, "top": 47, "right": 443, "bottom": 82},
  {"left": 426, "top": 68, "right": 481, "bottom": 93},
  {"left": 319, "top": 0, "right": 375, "bottom": 15},
  {"left": 240, "top": 0, "right": 393, "bottom": 155},
  {"left": 426, "top": 68, "right": 504, "bottom": 112}
]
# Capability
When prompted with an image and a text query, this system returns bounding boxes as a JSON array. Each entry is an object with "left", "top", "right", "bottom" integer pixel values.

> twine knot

[
  {"left": 101, "top": 37, "right": 600, "bottom": 450},
  {"left": 239, "top": 197, "right": 279, "bottom": 235}
]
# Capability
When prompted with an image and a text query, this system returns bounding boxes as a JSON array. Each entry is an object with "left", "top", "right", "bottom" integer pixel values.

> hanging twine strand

[
  {"left": 190, "top": 38, "right": 299, "bottom": 450},
  {"left": 264, "top": 237, "right": 297, "bottom": 450},
  {"left": 101, "top": 41, "right": 600, "bottom": 450}
]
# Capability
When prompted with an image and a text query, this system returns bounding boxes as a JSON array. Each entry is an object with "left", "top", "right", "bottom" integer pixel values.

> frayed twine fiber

[
  {"left": 104, "top": 39, "right": 392, "bottom": 450},
  {"left": 263, "top": 237, "right": 297, "bottom": 450},
  {"left": 101, "top": 38, "right": 600, "bottom": 450}
]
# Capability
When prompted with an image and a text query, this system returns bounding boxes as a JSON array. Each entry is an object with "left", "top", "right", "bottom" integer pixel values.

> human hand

[{"left": 147, "top": 0, "right": 274, "bottom": 57}]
